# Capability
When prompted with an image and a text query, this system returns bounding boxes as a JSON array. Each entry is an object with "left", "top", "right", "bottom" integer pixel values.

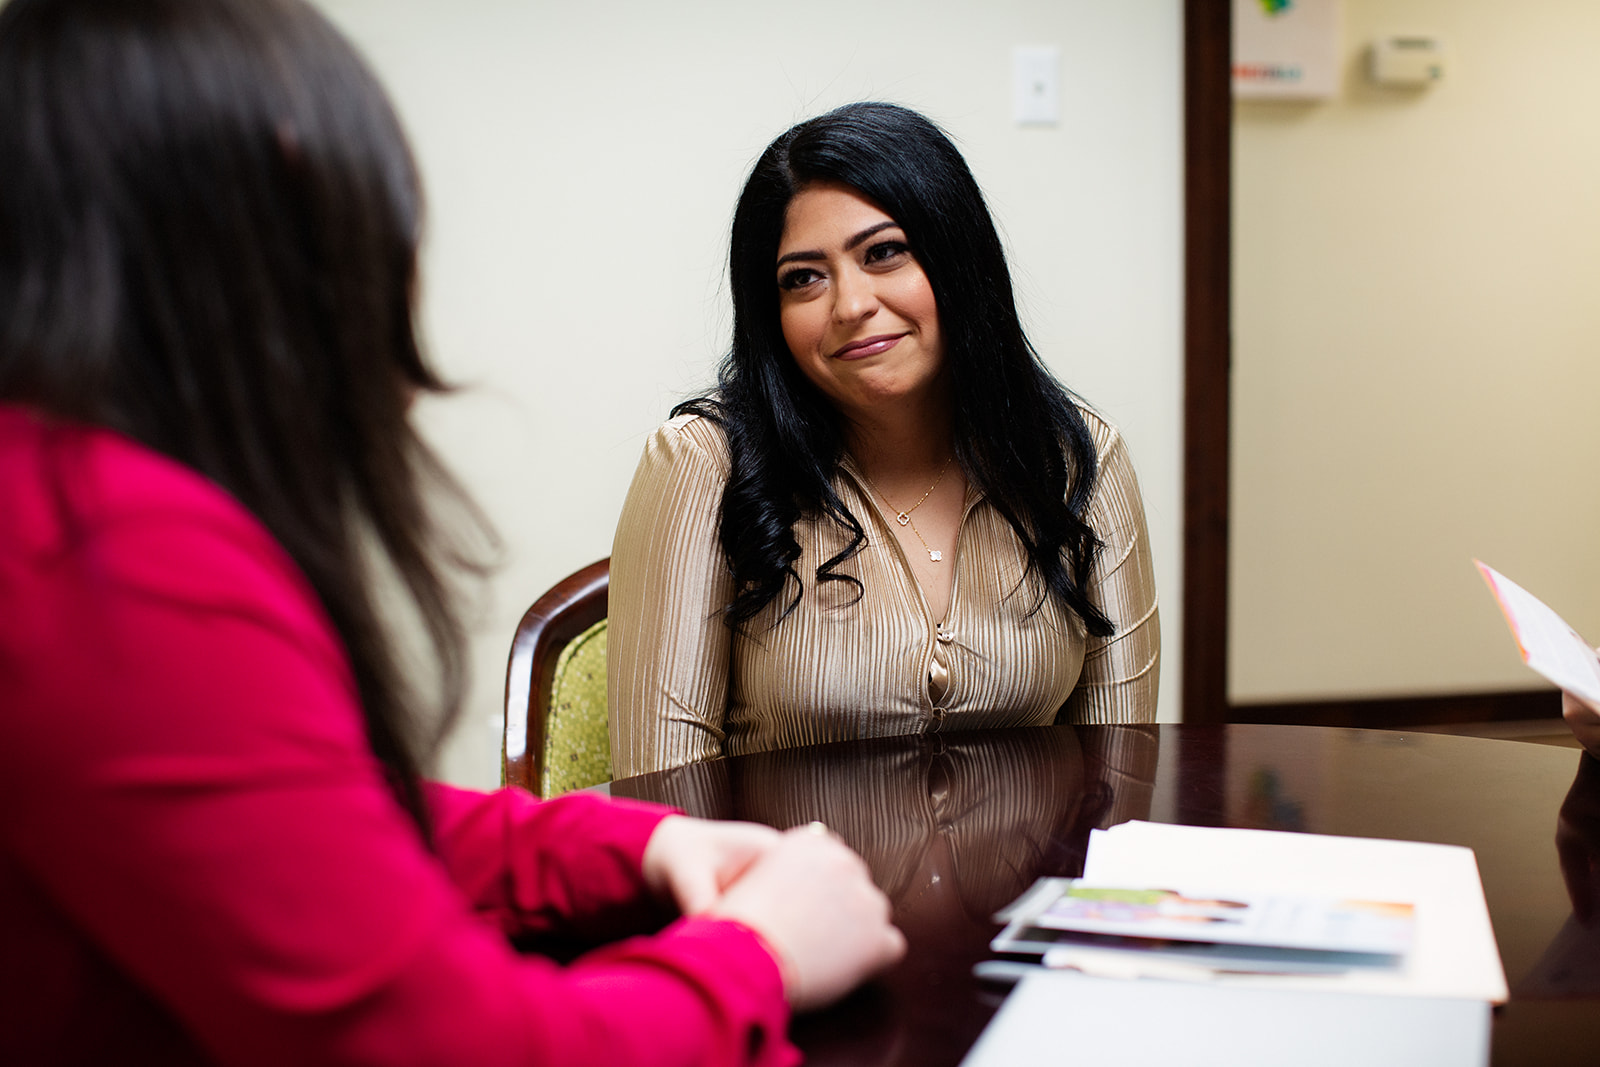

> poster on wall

[{"left": 1233, "top": 0, "right": 1342, "bottom": 100}]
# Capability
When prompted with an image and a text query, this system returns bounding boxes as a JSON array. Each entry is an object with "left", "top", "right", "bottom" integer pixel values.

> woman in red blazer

[{"left": 0, "top": 2, "right": 902, "bottom": 1064}]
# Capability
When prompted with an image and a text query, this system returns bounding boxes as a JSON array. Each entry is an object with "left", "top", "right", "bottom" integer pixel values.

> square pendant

[{"left": 929, "top": 550, "right": 943, "bottom": 562}]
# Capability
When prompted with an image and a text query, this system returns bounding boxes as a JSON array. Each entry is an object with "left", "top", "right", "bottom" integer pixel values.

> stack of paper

[
  {"left": 1070, "top": 821, "right": 1506, "bottom": 1001},
  {"left": 962, "top": 822, "right": 1505, "bottom": 1066}
]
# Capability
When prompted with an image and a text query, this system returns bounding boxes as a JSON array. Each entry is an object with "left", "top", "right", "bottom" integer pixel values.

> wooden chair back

[{"left": 502, "top": 558, "right": 609, "bottom": 794}]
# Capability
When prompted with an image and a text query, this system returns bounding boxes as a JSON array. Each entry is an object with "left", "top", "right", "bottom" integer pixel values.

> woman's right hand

[
  {"left": 708, "top": 825, "right": 906, "bottom": 1012},
  {"left": 1563, "top": 690, "right": 1600, "bottom": 758}
]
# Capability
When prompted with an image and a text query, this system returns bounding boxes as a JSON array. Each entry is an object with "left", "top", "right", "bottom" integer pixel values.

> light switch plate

[{"left": 1013, "top": 45, "right": 1060, "bottom": 126}]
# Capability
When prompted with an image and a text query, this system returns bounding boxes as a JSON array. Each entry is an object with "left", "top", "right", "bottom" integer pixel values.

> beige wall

[
  {"left": 318, "top": 0, "right": 1184, "bottom": 787},
  {"left": 1231, "top": 0, "right": 1600, "bottom": 703}
]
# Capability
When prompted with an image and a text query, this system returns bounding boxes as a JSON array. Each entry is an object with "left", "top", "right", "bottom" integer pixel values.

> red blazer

[{"left": 0, "top": 407, "right": 795, "bottom": 1067}]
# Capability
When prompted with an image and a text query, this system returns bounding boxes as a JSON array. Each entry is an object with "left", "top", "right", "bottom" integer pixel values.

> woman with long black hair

[
  {"left": 0, "top": 2, "right": 901, "bottom": 1063},
  {"left": 611, "top": 102, "right": 1160, "bottom": 778}
]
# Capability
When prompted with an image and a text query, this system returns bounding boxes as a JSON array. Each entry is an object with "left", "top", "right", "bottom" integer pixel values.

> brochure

[
  {"left": 990, "top": 877, "right": 1412, "bottom": 977},
  {"left": 1054, "top": 821, "right": 1506, "bottom": 1002},
  {"left": 1025, "top": 880, "right": 1413, "bottom": 953}
]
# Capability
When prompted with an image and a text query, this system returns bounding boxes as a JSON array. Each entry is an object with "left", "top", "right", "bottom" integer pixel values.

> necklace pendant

[
  {"left": 929, "top": 549, "right": 943, "bottom": 562},
  {"left": 895, "top": 512, "right": 911, "bottom": 526}
]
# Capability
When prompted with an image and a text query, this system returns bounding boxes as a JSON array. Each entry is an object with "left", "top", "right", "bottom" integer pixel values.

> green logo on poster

[{"left": 1259, "top": 0, "right": 1292, "bottom": 14}]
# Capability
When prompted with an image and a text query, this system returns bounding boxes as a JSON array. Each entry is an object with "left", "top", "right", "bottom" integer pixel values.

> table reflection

[
  {"left": 1516, "top": 754, "right": 1600, "bottom": 998},
  {"left": 607, "top": 723, "right": 1600, "bottom": 1065},
  {"left": 613, "top": 725, "right": 1159, "bottom": 1065}
]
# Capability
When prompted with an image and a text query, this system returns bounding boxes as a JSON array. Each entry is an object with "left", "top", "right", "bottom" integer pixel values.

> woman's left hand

[{"left": 641, "top": 815, "right": 784, "bottom": 914}]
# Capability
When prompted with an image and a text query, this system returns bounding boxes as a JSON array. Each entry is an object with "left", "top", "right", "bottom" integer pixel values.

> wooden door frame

[
  {"left": 1182, "top": 0, "right": 1232, "bottom": 724},
  {"left": 1178, "top": 1, "right": 1554, "bottom": 727}
]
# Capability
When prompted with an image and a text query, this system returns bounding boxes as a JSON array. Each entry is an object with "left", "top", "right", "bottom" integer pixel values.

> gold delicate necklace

[{"left": 861, "top": 456, "right": 954, "bottom": 563}]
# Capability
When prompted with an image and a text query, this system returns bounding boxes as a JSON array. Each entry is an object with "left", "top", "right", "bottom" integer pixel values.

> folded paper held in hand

[{"left": 1476, "top": 559, "right": 1600, "bottom": 706}]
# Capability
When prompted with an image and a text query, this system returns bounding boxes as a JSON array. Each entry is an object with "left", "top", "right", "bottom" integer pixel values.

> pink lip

[{"left": 831, "top": 333, "right": 905, "bottom": 360}]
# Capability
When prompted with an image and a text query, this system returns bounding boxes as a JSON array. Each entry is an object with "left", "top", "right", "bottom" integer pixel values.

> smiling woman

[
  {"left": 775, "top": 182, "right": 947, "bottom": 426},
  {"left": 608, "top": 102, "right": 1162, "bottom": 779},
  {"left": 774, "top": 181, "right": 959, "bottom": 614}
]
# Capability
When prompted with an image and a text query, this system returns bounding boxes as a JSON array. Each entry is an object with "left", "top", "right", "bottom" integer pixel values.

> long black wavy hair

[
  {"left": 0, "top": 0, "right": 490, "bottom": 838},
  {"left": 675, "top": 102, "right": 1113, "bottom": 637}
]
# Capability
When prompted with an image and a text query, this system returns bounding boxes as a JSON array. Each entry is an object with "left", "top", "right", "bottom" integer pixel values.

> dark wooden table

[{"left": 608, "top": 723, "right": 1600, "bottom": 1066}]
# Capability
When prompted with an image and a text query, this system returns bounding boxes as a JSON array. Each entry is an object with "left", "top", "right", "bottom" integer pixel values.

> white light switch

[{"left": 1013, "top": 45, "right": 1060, "bottom": 126}]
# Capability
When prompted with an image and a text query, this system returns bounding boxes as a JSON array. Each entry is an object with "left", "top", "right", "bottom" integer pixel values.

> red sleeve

[
  {"left": 0, "top": 419, "right": 797, "bottom": 1067},
  {"left": 424, "top": 782, "right": 682, "bottom": 940}
]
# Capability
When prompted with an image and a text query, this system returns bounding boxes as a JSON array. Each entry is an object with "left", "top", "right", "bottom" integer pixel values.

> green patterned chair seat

[
  {"left": 541, "top": 618, "right": 611, "bottom": 798},
  {"left": 503, "top": 558, "right": 612, "bottom": 799}
]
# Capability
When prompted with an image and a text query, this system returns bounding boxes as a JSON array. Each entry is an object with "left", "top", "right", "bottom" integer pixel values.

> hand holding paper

[
  {"left": 1563, "top": 692, "right": 1600, "bottom": 757},
  {"left": 1475, "top": 560, "right": 1600, "bottom": 716}
]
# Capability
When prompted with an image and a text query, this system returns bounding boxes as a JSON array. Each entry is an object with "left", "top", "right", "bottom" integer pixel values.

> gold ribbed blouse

[{"left": 608, "top": 408, "right": 1160, "bottom": 779}]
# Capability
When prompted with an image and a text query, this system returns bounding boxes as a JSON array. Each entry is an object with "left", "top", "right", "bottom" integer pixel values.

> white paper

[
  {"left": 1079, "top": 821, "right": 1507, "bottom": 1002},
  {"left": 961, "top": 969, "right": 1489, "bottom": 1067},
  {"left": 1476, "top": 559, "right": 1600, "bottom": 707}
]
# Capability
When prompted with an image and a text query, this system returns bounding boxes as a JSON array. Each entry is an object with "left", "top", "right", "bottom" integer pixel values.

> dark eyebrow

[
  {"left": 844, "top": 220, "right": 899, "bottom": 250},
  {"left": 774, "top": 221, "right": 902, "bottom": 270}
]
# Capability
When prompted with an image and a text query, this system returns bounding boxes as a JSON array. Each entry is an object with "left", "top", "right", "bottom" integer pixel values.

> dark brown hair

[{"left": 0, "top": 0, "right": 490, "bottom": 835}]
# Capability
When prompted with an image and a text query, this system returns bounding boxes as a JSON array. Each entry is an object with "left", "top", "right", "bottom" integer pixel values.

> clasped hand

[{"left": 641, "top": 815, "right": 906, "bottom": 1011}]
